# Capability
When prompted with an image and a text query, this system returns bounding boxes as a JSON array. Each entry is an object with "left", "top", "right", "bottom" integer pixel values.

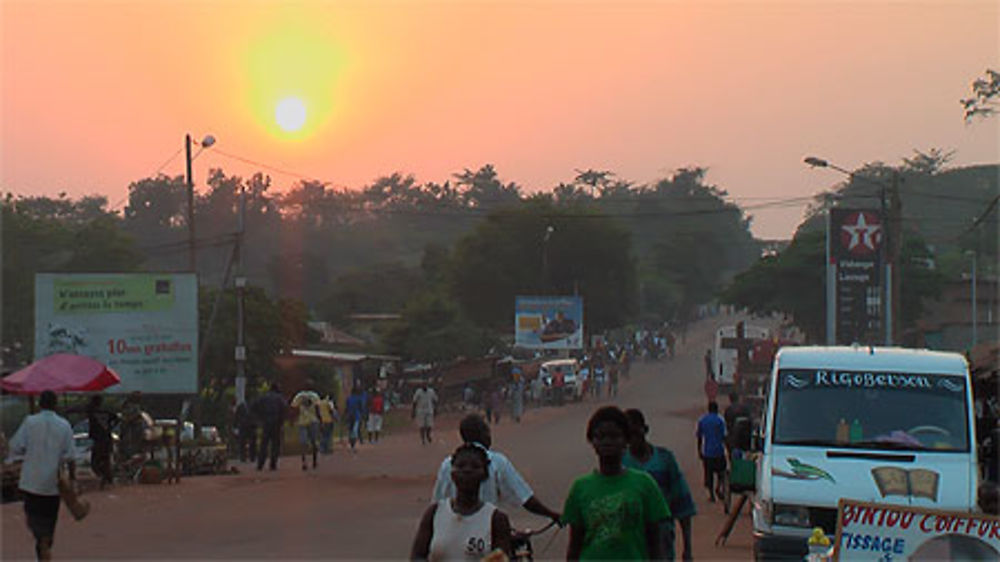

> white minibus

[{"left": 752, "top": 346, "right": 978, "bottom": 559}]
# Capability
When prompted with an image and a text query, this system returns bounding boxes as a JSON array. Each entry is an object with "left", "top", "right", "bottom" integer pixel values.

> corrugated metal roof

[{"left": 290, "top": 349, "right": 400, "bottom": 362}]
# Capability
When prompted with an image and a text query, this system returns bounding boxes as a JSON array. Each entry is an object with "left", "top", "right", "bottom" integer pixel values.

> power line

[{"left": 209, "top": 149, "right": 332, "bottom": 185}]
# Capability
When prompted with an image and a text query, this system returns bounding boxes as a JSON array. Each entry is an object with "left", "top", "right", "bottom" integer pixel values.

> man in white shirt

[
  {"left": 6, "top": 390, "right": 77, "bottom": 560},
  {"left": 432, "top": 414, "right": 561, "bottom": 523},
  {"left": 411, "top": 381, "right": 438, "bottom": 445}
]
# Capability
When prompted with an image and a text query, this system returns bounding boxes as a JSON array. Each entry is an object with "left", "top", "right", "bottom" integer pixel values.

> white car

[{"left": 539, "top": 359, "right": 584, "bottom": 401}]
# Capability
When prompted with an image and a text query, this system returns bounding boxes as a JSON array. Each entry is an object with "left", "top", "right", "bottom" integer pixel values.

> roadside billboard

[
  {"left": 514, "top": 296, "right": 583, "bottom": 350},
  {"left": 34, "top": 273, "right": 198, "bottom": 393},
  {"left": 834, "top": 499, "right": 1000, "bottom": 561}
]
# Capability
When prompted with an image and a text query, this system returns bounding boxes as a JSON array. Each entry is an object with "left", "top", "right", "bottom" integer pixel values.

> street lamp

[
  {"left": 542, "top": 225, "right": 554, "bottom": 293},
  {"left": 185, "top": 133, "right": 216, "bottom": 272},
  {"left": 805, "top": 155, "right": 901, "bottom": 346}
]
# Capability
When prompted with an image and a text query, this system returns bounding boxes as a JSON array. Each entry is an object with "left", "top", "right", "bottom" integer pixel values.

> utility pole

[
  {"left": 185, "top": 134, "right": 196, "bottom": 272},
  {"left": 887, "top": 171, "right": 903, "bottom": 345},
  {"left": 235, "top": 185, "right": 247, "bottom": 404},
  {"left": 970, "top": 250, "right": 978, "bottom": 348},
  {"left": 825, "top": 206, "right": 836, "bottom": 345}
]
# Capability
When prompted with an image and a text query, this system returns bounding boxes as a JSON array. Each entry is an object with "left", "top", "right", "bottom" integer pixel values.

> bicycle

[{"left": 511, "top": 519, "right": 560, "bottom": 562}]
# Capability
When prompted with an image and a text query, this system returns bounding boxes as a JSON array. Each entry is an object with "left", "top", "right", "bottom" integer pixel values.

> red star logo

[{"left": 839, "top": 212, "right": 882, "bottom": 256}]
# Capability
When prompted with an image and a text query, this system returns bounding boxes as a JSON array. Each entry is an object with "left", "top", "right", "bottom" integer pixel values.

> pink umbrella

[{"left": 1, "top": 353, "right": 121, "bottom": 395}]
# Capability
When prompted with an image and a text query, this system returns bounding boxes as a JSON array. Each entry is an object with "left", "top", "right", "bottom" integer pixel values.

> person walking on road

[
  {"left": 345, "top": 386, "right": 366, "bottom": 451},
  {"left": 412, "top": 381, "right": 438, "bottom": 445},
  {"left": 485, "top": 387, "right": 502, "bottom": 425},
  {"left": 608, "top": 365, "right": 619, "bottom": 398},
  {"left": 411, "top": 443, "right": 513, "bottom": 561},
  {"left": 432, "top": 414, "right": 561, "bottom": 524},
  {"left": 253, "top": 383, "right": 287, "bottom": 471},
  {"left": 563, "top": 406, "right": 670, "bottom": 560},
  {"left": 85, "top": 395, "right": 117, "bottom": 489},
  {"left": 318, "top": 395, "right": 337, "bottom": 454},
  {"left": 511, "top": 373, "right": 524, "bottom": 423},
  {"left": 291, "top": 391, "right": 321, "bottom": 470},
  {"left": 367, "top": 390, "right": 385, "bottom": 443},
  {"left": 6, "top": 390, "right": 78, "bottom": 561},
  {"left": 696, "top": 401, "right": 727, "bottom": 503},
  {"left": 234, "top": 399, "right": 257, "bottom": 464},
  {"left": 119, "top": 391, "right": 144, "bottom": 461},
  {"left": 723, "top": 393, "right": 752, "bottom": 456},
  {"left": 624, "top": 408, "right": 697, "bottom": 561}
]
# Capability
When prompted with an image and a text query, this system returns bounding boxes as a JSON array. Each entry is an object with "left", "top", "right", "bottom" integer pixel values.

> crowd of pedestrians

[
  {"left": 412, "top": 405, "right": 702, "bottom": 561},
  {"left": 3, "top": 323, "right": 740, "bottom": 561}
]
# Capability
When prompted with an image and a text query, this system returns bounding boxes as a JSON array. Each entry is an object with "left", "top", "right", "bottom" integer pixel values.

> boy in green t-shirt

[{"left": 563, "top": 406, "right": 671, "bottom": 560}]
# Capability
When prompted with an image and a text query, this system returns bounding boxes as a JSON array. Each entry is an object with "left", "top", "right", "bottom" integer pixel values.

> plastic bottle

[
  {"left": 849, "top": 419, "right": 863, "bottom": 443},
  {"left": 835, "top": 419, "right": 849, "bottom": 443}
]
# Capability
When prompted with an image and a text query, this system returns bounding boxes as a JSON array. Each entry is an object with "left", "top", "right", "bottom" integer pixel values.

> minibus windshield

[{"left": 773, "top": 369, "right": 969, "bottom": 452}]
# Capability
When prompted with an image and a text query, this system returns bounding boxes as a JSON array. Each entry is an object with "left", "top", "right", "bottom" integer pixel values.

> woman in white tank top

[{"left": 411, "top": 444, "right": 512, "bottom": 561}]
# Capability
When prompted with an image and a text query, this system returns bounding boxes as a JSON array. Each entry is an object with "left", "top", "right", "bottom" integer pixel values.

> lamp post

[
  {"left": 235, "top": 185, "right": 247, "bottom": 405},
  {"left": 541, "top": 225, "right": 554, "bottom": 294},
  {"left": 966, "top": 250, "right": 978, "bottom": 348},
  {"left": 805, "top": 156, "right": 900, "bottom": 345},
  {"left": 823, "top": 193, "right": 837, "bottom": 345},
  {"left": 185, "top": 133, "right": 216, "bottom": 272}
]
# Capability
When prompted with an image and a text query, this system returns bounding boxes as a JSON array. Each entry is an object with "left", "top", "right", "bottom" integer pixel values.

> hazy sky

[{"left": 2, "top": 1, "right": 997, "bottom": 239}]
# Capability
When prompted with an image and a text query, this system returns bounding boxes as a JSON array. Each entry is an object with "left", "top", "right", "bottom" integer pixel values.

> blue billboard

[{"left": 515, "top": 296, "right": 583, "bottom": 349}]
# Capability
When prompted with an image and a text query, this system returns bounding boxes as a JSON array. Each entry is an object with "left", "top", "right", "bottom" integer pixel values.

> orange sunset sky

[{"left": 2, "top": 1, "right": 998, "bottom": 239}]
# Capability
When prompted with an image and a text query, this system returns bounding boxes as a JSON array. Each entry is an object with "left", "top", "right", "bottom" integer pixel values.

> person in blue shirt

[
  {"left": 695, "top": 401, "right": 727, "bottom": 503},
  {"left": 345, "top": 387, "right": 366, "bottom": 451},
  {"left": 624, "top": 408, "right": 697, "bottom": 561}
]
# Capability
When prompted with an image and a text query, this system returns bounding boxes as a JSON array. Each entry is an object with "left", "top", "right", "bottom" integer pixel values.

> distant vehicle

[
  {"left": 752, "top": 346, "right": 978, "bottom": 560},
  {"left": 539, "top": 359, "right": 583, "bottom": 402},
  {"left": 713, "top": 324, "right": 770, "bottom": 389}
]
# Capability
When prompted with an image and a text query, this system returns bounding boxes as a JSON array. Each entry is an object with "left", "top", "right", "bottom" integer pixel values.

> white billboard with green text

[{"left": 34, "top": 273, "right": 198, "bottom": 393}]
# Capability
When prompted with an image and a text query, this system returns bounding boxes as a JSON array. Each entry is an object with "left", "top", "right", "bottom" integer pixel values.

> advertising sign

[
  {"left": 831, "top": 208, "right": 883, "bottom": 345},
  {"left": 34, "top": 273, "right": 198, "bottom": 393},
  {"left": 834, "top": 499, "right": 1000, "bottom": 561},
  {"left": 515, "top": 296, "right": 583, "bottom": 349}
]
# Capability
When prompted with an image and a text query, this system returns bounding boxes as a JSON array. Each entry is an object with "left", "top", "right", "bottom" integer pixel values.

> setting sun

[{"left": 276, "top": 97, "right": 307, "bottom": 132}]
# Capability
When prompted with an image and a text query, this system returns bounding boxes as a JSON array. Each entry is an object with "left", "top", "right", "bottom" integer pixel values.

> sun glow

[
  {"left": 276, "top": 97, "right": 307, "bottom": 131},
  {"left": 243, "top": 17, "right": 347, "bottom": 141}
]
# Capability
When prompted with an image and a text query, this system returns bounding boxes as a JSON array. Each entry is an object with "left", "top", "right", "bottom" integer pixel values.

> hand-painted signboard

[{"left": 834, "top": 499, "right": 1000, "bottom": 561}]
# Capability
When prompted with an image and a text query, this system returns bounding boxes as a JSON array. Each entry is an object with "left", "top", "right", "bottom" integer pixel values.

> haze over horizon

[{"left": 2, "top": 1, "right": 997, "bottom": 240}]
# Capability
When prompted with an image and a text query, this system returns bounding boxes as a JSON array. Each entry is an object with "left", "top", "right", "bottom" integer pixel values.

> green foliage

[
  {"left": 624, "top": 167, "right": 760, "bottom": 322},
  {"left": 961, "top": 68, "right": 1000, "bottom": 121},
  {"left": 319, "top": 262, "right": 425, "bottom": 325},
  {"left": 722, "top": 231, "right": 826, "bottom": 342},
  {"left": 898, "top": 233, "right": 946, "bottom": 329},
  {"left": 2, "top": 194, "right": 142, "bottom": 367},
  {"left": 382, "top": 290, "right": 497, "bottom": 363},
  {"left": 722, "top": 229, "right": 945, "bottom": 343},
  {"left": 450, "top": 198, "right": 638, "bottom": 333},
  {"left": 195, "top": 286, "right": 318, "bottom": 425}
]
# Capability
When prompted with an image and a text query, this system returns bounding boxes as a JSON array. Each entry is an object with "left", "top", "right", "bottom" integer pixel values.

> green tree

[
  {"left": 631, "top": 167, "right": 760, "bottom": 322},
  {"left": 722, "top": 229, "right": 944, "bottom": 343},
  {"left": 450, "top": 198, "right": 638, "bottom": 334},
  {"left": 318, "top": 262, "right": 424, "bottom": 326},
  {"left": 453, "top": 164, "right": 522, "bottom": 209},
  {"left": 382, "top": 290, "right": 496, "bottom": 363},
  {"left": 722, "top": 231, "right": 826, "bottom": 342},
  {"left": 2, "top": 194, "right": 142, "bottom": 367},
  {"left": 197, "top": 286, "right": 317, "bottom": 424},
  {"left": 961, "top": 68, "right": 1000, "bottom": 121}
]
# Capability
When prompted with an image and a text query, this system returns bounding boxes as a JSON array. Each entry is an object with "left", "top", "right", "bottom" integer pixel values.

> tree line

[{"left": 2, "top": 163, "right": 759, "bottom": 371}]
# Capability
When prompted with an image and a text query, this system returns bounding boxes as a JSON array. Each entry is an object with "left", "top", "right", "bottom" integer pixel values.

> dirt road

[{"left": 2, "top": 313, "right": 764, "bottom": 560}]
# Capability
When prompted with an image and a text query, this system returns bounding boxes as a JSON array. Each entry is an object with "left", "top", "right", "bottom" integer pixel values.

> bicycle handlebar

[{"left": 514, "top": 518, "right": 559, "bottom": 539}]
